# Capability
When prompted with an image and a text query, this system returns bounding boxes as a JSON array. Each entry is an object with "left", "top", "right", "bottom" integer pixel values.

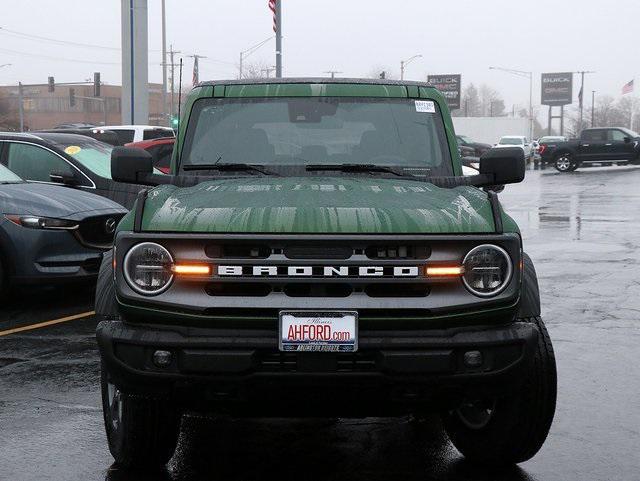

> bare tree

[
  {"left": 479, "top": 84, "right": 505, "bottom": 117},
  {"left": 461, "top": 83, "right": 481, "bottom": 117}
]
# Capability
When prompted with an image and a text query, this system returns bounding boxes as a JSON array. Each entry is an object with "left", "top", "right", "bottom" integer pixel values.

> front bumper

[
  {"left": 97, "top": 319, "right": 538, "bottom": 416},
  {"left": 0, "top": 220, "right": 104, "bottom": 284}
]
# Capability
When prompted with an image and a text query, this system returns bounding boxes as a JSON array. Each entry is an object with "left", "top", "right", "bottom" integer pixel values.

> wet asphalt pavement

[{"left": 1, "top": 166, "right": 640, "bottom": 481}]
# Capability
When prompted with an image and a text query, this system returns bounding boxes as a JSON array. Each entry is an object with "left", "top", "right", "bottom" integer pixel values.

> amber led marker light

[
  {"left": 425, "top": 266, "right": 464, "bottom": 277},
  {"left": 172, "top": 264, "right": 212, "bottom": 276}
]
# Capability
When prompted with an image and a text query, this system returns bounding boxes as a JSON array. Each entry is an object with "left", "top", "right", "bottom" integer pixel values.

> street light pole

[
  {"left": 400, "top": 54, "right": 422, "bottom": 80},
  {"left": 238, "top": 36, "right": 274, "bottom": 79},
  {"left": 591, "top": 90, "right": 596, "bottom": 127},
  {"left": 161, "top": 0, "right": 168, "bottom": 125},
  {"left": 489, "top": 66, "right": 534, "bottom": 140}
]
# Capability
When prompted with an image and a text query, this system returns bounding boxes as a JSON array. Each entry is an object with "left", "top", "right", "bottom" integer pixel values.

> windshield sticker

[
  {"left": 64, "top": 146, "right": 82, "bottom": 155},
  {"left": 415, "top": 100, "right": 436, "bottom": 113}
]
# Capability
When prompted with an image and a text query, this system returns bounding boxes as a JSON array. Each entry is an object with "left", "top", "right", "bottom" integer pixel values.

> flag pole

[{"left": 275, "top": 0, "right": 282, "bottom": 78}]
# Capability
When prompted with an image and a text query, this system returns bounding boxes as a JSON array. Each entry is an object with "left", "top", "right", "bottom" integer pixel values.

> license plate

[{"left": 279, "top": 311, "right": 358, "bottom": 352}]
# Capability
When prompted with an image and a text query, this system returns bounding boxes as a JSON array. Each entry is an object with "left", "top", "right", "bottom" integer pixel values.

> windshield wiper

[
  {"left": 182, "top": 163, "right": 278, "bottom": 175},
  {"left": 305, "top": 163, "right": 408, "bottom": 177}
]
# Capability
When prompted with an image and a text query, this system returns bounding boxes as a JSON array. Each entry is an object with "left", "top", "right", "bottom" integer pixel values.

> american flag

[
  {"left": 622, "top": 79, "right": 634, "bottom": 95},
  {"left": 192, "top": 56, "right": 199, "bottom": 86},
  {"left": 268, "top": 0, "right": 277, "bottom": 32}
]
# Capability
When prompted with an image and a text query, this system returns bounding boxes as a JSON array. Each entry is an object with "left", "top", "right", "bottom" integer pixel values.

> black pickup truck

[{"left": 540, "top": 127, "right": 640, "bottom": 172}]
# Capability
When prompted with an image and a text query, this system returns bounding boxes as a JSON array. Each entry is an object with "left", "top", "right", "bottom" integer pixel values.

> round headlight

[
  {"left": 462, "top": 244, "right": 513, "bottom": 297},
  {"left": 123, "top": 242, "right": 174, "bottom": 295}
]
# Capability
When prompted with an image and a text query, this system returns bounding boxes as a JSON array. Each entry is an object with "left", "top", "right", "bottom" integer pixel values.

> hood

[
  {"left": 140, "top": 177, "right": 496, "bottom": 234},
  {"left": 0, "top": 182, "right": 126, "bottom": 220}
]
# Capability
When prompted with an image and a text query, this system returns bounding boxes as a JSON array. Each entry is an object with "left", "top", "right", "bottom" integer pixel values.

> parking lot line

[{"left": 0, "top": 311, "right": 95, "bottom": 337}]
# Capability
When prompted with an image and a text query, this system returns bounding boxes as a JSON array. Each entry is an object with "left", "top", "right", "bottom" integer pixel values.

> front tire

[
  {"left": 101, "top": 364, "right": 181, "bottom": 468},
  {"left": 554, "top": 153, "right": 575, "bottom": 172},
  {"left": 443, "top": 316, "right": 557, "bottom": 466}
]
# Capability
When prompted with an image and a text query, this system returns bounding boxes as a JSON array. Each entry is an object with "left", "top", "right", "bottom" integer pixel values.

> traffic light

[
  {"left": 93, "top": 72, "right": 101, "bottom": 97},
  {"left": 69, "top": 88, "right": 76, "bottom": 107},
  {"left": 170, "top": 115, "right": 179, "bottom": 128},
  {"left": 48, "top": 76, "right": 55, "bottom": 93}
]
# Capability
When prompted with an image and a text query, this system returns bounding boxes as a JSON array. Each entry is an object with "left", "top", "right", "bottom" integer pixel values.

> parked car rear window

[
  {"left": 143, "top": 128, "right": 175, "bottom": 140},
  {"left": 499, "top": 137, "right": 523, "bottom": 145},
  {"left": 112, "top": 130, "right": 135, "bottom": 144}
]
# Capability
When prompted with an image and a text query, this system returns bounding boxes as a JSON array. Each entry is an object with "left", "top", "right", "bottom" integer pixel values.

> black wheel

[
  {"left": 101, "top": 364, "right": 181, "bottom": 468},
  {"left": 443, "top": 316, "right": 557, "bottom": 466},
  {"left": 554, "top": 153, "right": 575, "bottom": 172}
]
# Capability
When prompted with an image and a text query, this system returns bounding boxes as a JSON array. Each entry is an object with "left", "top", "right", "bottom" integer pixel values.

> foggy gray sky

[{"left": 0, "top": 0, "right": 637, "bottom": 114}]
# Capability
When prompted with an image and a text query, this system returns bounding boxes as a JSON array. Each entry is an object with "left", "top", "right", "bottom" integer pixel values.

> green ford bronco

[{"left": 95, "top": 78, "right": 556, "bottom": 468}]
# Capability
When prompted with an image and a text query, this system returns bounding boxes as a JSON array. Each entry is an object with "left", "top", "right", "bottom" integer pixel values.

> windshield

[
  {"left": 619, "top": 128, "right": 639, "bottom": 137},
  {"left": 499, "top": 137, "right": 523, "bottom": 145},
  {"left": 181, "top": 97, "right": 453, "bottom": 177},
  {"left": 46, "top": 137, "right": 114, "bottom": 179},
  {"left": 0, "top": 163, "right": 23, "bottom": 183}
]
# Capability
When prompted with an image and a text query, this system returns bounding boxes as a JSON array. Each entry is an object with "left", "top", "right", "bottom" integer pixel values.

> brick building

[{"left": 0, "top": 83, "right": 167, "bottom": 131}]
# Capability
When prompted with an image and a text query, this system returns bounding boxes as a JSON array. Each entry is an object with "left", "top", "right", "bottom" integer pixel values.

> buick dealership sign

[
  {"left": 428, "top": 74, "right": 461, "bottom": 110},
  {"left": 541, "top": 72, "right": 573, "bottom": 106}
]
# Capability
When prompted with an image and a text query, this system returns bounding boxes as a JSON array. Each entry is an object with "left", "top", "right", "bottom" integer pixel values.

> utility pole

[
  {"left": 161, "top": 0, "right": 168, "bottom": 125},
  {"left": 187, "top": 54, "right": 207, "bottom": 85},
  {"left": 18, "top": 82, "right": 24, "bottom": 132},
  {"left": 324, "top": 71, "right": 342, "bottom": 79},
  {"left": 275, "top": 0, "right": 282, "bottom": 77},
  {"left": 575, "top": 70, "right": 595, "bottom": 130},
  {"left": 400, "top": 54, "right": 422, "bottom": 80},
  {"left": 489, "top": 66, "right": 534, "bottom": 141},
  {"left": 261, "top": 67, "right": 276, "bottom": 78},
  {"left": 591, "top": 91, "right": 596, "bottom": 127},
  {"left": 168, "top": 44, "right": 181, "bottom": 119}
]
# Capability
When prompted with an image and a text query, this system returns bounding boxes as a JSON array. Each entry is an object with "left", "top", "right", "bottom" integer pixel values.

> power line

[
  {"left": 0, "top": 26, "right": 160, "bottom": 53},
  {"left": 0, "top": 26, "right": 120, "bottom": 51},
  {"left": 0, "top": 47, "right": 120, "bottom": 65}
]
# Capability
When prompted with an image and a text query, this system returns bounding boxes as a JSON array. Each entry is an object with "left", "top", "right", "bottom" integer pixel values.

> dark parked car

[
  {"left": 0, "top": 163, "right": 126, "bottom": 296},
  {"left": 36, "top": 128, "right": 122, "bottom": 147},
  {"left": 0, "top": 132, "right": 154, "bottom": 209},
  {"left": 53, "top": 122, "right": 96, "bottom": 130},
  {"left": 540, "top": 128, "right": 640, "bottom": 172},
  {"left": 456, "top": 134, "right": 492, "bottom": 156},
  {"left": 125, "top": 137, "right": 175, "bottom": 174}
]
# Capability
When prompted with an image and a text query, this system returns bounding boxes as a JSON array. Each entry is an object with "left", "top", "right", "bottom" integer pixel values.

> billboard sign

[
  {"left": 541, "top": 72, "right": 573, "bottom": 106},
  {"left": 428, "top": 74, "right": 461, "bottom": 110}
]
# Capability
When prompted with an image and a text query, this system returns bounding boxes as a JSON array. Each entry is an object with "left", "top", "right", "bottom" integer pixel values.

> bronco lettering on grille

[{"left": 217, "top": 265, "right": 420, "bottom": 278}]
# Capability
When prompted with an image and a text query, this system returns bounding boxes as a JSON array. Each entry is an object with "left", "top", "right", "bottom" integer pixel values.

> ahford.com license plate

[{"left": 279, "top": 311, "right": 358, "bottom": 352}]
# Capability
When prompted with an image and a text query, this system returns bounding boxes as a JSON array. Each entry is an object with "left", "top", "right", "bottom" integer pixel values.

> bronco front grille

[{"left": 259, "top": 350, "right": 377, "bottom": 373}]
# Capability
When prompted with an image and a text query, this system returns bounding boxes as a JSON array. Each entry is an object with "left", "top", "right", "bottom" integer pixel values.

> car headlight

[
  {"left": 462, "top": 244, "right": 513, "bottom": 297},
  {"left": 123, "top": 242, "right": 174, "bottom": 295},
  {"left": 4, "top": 214, "right": 79, "bottom": 230}
]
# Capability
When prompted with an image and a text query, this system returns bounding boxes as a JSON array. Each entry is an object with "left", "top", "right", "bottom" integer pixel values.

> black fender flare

[
  {"left": 95, "top": 248, "right": 119, "bottom": 318},
  {"left": 518, "top": 252, "right": 541, "bottom": 318}
]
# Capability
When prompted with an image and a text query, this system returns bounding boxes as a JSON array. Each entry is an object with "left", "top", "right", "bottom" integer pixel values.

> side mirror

[
  {"left": 624, "top": 136, "right": 632, "bottom": 143},
  {"left": 50, "top": 171, "right": 79, "bottom": 186},
  {"left": 111, "top": 147, "right": 153, "bottom": 184},
  {"left": 479, "top": 147, "right": 525, "bottom": 185}
]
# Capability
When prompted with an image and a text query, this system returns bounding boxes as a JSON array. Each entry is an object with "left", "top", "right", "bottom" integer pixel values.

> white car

[
  {"left": 101, "top": 125, "right": 175, "bottom": 145},
  {"left": 494, "top": 135, "right": 533, "bottom": 160}
]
